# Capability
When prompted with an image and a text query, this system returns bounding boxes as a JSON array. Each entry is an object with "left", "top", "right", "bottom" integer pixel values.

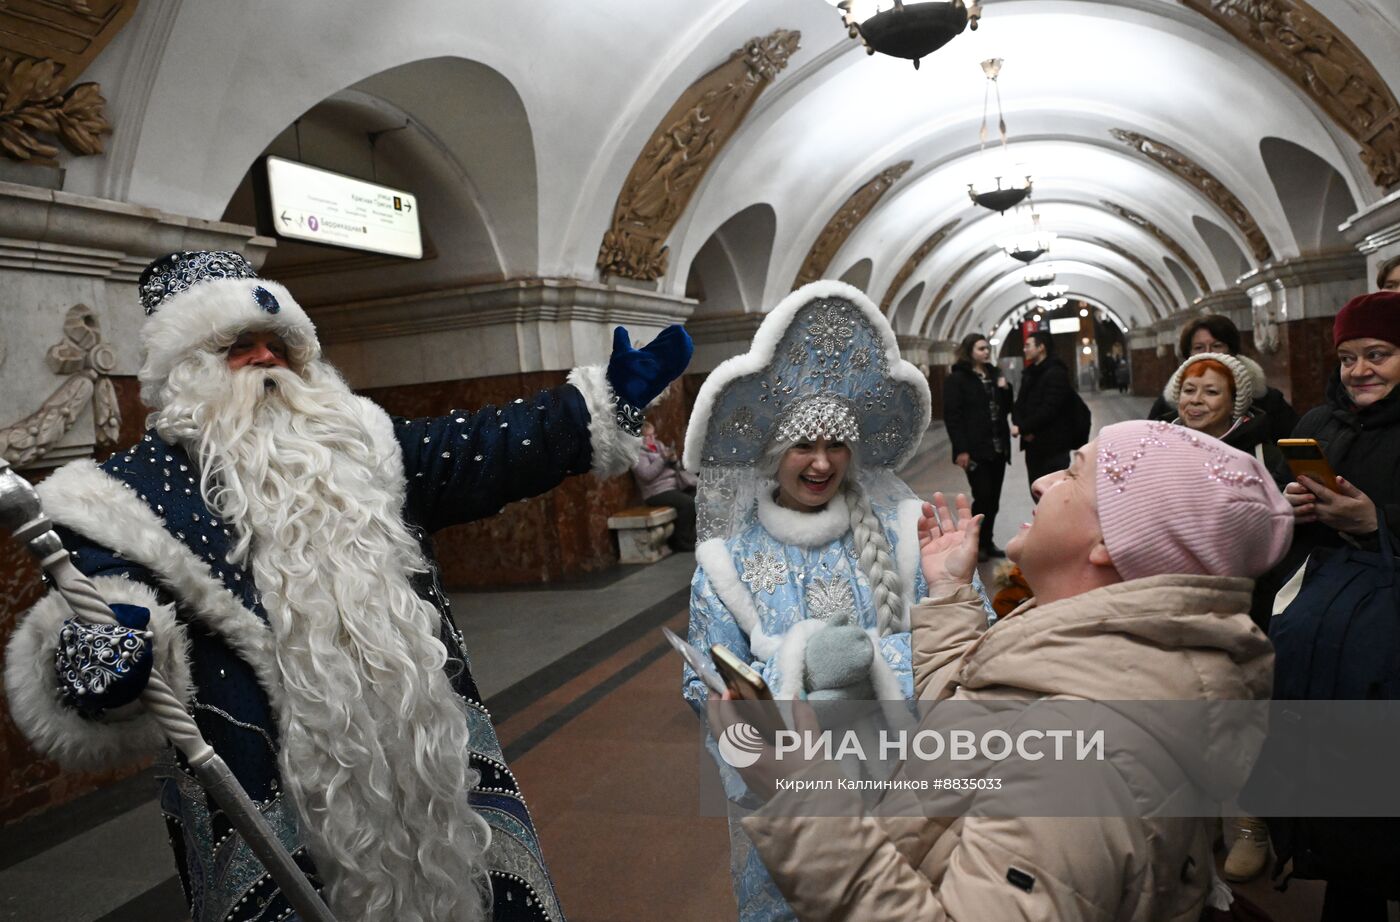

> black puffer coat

[
  {"left": 1290, "top": 372, "right": 1400, "bottom": 555},
  {"left": 943, "top": 361, "right": 1013, "bottom": 465}
]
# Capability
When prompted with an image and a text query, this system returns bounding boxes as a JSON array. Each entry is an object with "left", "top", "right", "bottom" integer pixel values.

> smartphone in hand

[
  {"left": 710, "top": 644, "right": 773, "bottom": 701},
  {"left": 1278, "top": 438, "right": 1338, "bottom": 486}
]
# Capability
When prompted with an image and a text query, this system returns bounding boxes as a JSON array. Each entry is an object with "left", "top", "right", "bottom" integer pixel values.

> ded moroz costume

[
  {"left": 4, "top": 251, "right": 691, "bottom": 922},
  {"left": 680, "top": 280, "right": 992, "bottom": 921}
]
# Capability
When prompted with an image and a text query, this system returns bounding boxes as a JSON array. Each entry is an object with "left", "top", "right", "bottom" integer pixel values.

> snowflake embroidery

[
  {"left": 850, "top": 349, "right": 871, "bottom": 370},
  {"left": 805, "top": 578, "right": 855, "bottom": 623},
  {"left": 741, "top": 549, "right": 790, "bottom": 595},
  {"left": 808, "top": 304, "right": 855, "bottom": 357},
  {"left": 723, "top": 406, "right": 759, "bottom": 441}
]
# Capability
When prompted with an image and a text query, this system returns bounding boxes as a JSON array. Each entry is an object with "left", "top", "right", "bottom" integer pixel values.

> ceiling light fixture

[
  {"left": 830, "top": 0, "right": 982, "bottom": 68},
  {"left": 967, "top": 59, "right": 1031, "bottom": 213}
]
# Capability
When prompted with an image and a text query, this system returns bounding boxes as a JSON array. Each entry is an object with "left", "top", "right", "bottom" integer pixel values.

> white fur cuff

[
  {"left": 4, "top": 576, "right": 192, "bottom": 771},
  {"left": 567, "top": 365, "right": 643, "bottom": 478}
]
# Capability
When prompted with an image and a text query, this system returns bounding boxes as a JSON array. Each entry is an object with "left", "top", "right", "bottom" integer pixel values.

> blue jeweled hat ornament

[
  {"left": 139, "top": 251, "right": 259, "bottom": 315},
  {"left": 684, "top": 280, "right": 932, "bottom": 473},
  {"left": 135, "top": 250, "right": 320, "bottom": 404}
]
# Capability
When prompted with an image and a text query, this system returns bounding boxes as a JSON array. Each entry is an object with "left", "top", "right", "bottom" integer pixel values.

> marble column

[
  {"left": 1340, "top": 186, "right": 1400, "bottom": 283},
  {"left": 1238, "top": 252, "right": 1368, "bottom": 413}
]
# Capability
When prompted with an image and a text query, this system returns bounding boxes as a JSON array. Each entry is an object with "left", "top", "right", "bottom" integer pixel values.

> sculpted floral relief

[
  {"left": 1, "top": 305, "right": 122, "bottom": 468},
  {"left": 793, "top": 162, "right": 913, "bottom": 290},
  {"left": 881, "top": 218, "right": 962, "bottom": 311},
  {"left": 1182, "top": 0, "right": 1400, "bottom": 188},
  {"left": 1102, "top": 201, "right": 1212, "bottom": 294},
  {"left": 598, "top": 29, "right": 801, "bottom": 281},
  {"left": 1110, "top": 129, "right": 1273, "bottom": 263}
]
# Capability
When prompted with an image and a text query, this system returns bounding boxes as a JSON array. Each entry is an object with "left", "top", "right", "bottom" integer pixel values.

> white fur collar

[{"left": 757, "top": 487, "right": 850, "bottom": 547}]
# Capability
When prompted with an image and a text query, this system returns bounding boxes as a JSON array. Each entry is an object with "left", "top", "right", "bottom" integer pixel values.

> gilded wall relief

[
  {"left": 793, "top": 161, "right": 913, "bottom": 290},
  {"left": 1101, "top": 200, "right": 1212, "bottom": 294},
  {"left": 597, "top": 29, "right": 801, "bottom": 281},
  {"left": 0, "top": 305, "right": 121, "bottom": 468},
  {"left": 1181, "top": 0, "right": 1399, "bottom": 189},
  {"left": 879, "top": 217, "right": 962, "bottom": 311},
  {"left": 1089, "top": 235, "right": 1182, "bottom": 311},
  {"left": 0, "top": 0, "right": 137, "bottom": 162},
  {"left": 923, "top": 245, "right": 997, "bottom": 337},
  {"left": 1110, "top": 128, "right": 1274, "bottom": 263}
]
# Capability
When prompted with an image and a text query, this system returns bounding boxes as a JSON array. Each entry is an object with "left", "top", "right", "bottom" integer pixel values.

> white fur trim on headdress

[
  {"left": 140, "top": 277, "right": 320, "bottom": 400},
  {"left": 4, "top": 575, "right": 192, "bottom": 771},
  {"left": 684, "top": 280, "right": 932, "bottom": 473},
  {"left": 566, "top": 364, "right": 644, "bottom": 478},
  {"left": 1163, "top": 352, "right": 1255, "bottom": 420}
]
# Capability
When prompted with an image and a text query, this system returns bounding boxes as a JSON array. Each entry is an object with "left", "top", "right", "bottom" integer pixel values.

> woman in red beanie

[{"left": 1275, "top": 289, "right": 1400, "bottom": 921}]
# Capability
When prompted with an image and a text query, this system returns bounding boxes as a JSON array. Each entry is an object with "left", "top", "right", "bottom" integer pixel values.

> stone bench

[{"left": 608, "top": 505, "right": 677, "bottom": 564}]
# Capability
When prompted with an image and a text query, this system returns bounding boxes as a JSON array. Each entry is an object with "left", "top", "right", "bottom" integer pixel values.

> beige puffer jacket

[{"left": 743, "top": 575, "right": 1273, "bottom": 922}]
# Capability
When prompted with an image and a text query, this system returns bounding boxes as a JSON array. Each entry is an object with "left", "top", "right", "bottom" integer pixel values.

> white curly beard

[{"left": 151, "top": 352, "right": 492, "bottom": 922}]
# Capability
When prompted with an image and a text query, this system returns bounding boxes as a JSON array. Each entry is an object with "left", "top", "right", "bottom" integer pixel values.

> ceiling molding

[
  {"left": 792, "top": 159, "right": 911, "bottom": 289},
  {"left": 1180, "top": 0, "right": 1399, "bottom": 189},
  {"left": 879, "top": 216, "right": 961, "bottom": 312},
  {"left": 1101, "top": 200, "right": 1212, "bottom": 293},
  {"left": 1109, "top": 127, "right": 1273, "bottom": 262},
  {"left": 596, "top": 28, "right": 800, "bottom": 282}
]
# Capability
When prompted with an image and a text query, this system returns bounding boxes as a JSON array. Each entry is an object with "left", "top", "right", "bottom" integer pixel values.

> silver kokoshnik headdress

[{"left": 684, "top": 280, "right": 931, "bottom": 542}]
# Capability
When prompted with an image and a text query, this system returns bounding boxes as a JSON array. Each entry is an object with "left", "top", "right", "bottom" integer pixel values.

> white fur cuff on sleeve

[
  {"left": 567, "top": 364, "right": 643, "bottom": 478},
  {"left": 4, "top": 576, "right": 192, "bottom": 771}
]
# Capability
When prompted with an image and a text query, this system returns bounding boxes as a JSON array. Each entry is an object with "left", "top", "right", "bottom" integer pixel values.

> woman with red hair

[{"left": 1160, "top": 352, "right": 1288, "bottom": 485}]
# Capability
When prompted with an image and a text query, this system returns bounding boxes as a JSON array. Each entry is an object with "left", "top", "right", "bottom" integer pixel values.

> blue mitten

[
  {"left": 606, "top": 325, "right": 694, "bottom": 413},
  {"left": 55, "top": 603, "right": 154, "bottom": 714}
]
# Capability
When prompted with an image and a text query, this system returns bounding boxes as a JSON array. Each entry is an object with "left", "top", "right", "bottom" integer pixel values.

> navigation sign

[{"left": 262, "top": 156, "right": 422, "bottom": 259}]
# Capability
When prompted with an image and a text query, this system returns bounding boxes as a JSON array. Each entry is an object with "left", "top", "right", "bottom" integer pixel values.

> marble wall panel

[{"left": 361, "top": 369, "right": 703, "bottom": 589}]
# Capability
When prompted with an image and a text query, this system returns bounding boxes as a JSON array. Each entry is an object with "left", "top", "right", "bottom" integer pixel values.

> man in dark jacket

[
  {"left": 1013, "top": 330, "right": 1078, "bottom": 493},
  {"left": 4, "top": 251, "right": 692, "bottom": 922}
]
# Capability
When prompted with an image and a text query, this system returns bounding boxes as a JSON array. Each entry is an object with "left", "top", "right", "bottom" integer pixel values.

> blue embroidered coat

[
  {"left": 27, "top": 383, "right": 615, "bottom": 922},
  {"left": 684, "top": 492, "right": 925, "bottom": 922}
]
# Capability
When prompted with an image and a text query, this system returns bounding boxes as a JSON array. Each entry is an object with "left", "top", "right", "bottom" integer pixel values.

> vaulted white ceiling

[{"left": 66, "top": 0, "right": 1399, "bottom": 342}]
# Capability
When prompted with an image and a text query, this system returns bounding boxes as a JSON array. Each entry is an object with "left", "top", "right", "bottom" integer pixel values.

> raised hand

[
  {"left": 606, "top": 325, "right": 694, "bottom": 411},
  {"left": 918, "top": 491, "right": 982, "bottom": 593}
]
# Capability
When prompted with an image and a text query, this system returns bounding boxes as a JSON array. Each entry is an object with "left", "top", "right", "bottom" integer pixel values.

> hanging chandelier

[
  {"left": 1000, "top": 207, "right": 1055, "bottom": 263},
  {"left": 967, "top": 59, "right": 1031, "bottom": 213},
  {"left": 1031, "top": 296, "right": 1069, "bottom": 312},
  {"left": 1027, "top": 283, "right": 1068, "bottom": 299},
  {"left": 1022, "top": 263, "right": 1057, "bottom": 287},
  {"left": 829, "top": 0, "right": 983, "bottom": 68}
]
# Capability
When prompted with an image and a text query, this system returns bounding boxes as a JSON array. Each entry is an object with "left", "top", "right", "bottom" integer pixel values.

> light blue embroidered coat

[{"left": 684, "top": 488, "right": 981, "bottom": 922}]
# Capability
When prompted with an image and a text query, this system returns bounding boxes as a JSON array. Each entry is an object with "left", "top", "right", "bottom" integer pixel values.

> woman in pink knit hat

[{"left": 731, "top": 421, "right": 1293, "bottom": 921}]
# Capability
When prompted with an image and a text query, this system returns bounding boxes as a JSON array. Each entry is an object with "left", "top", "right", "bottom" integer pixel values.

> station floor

[{"left": 0, "top": 391, "right": 1337, "bottom": 922}]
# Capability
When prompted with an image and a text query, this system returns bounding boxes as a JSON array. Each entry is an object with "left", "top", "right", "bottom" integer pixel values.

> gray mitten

[{"left": 802, "top": 622, "right": 877, "bottom": 701}]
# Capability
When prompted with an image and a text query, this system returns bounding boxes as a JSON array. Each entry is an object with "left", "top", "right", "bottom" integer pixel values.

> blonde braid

[{"left": 845, "top": 480, "right": 904, "bottom": 634}]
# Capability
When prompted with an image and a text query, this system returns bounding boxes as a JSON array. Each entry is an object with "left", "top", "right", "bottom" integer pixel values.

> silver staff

[{"left": 0, "top": 457, "right": 337, "bottom": 922}]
